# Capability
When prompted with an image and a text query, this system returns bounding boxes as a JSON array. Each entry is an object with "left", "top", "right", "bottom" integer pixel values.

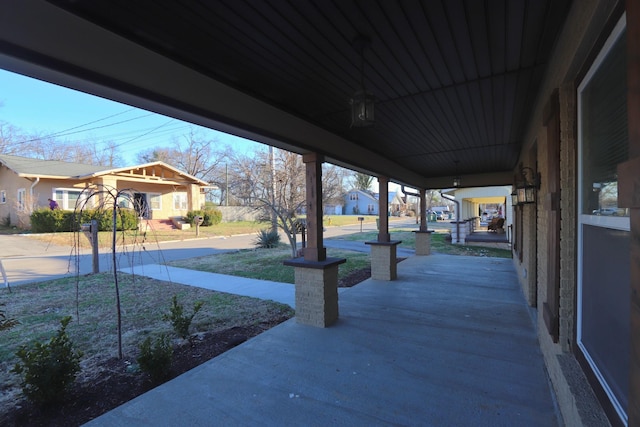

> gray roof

[{"left": 0, "top": 154, "right": 108, "bottom": 178}]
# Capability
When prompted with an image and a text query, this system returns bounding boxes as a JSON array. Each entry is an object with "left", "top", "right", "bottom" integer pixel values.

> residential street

[{"left": 0, "top": 217, "right": 425, "bottom": 287}]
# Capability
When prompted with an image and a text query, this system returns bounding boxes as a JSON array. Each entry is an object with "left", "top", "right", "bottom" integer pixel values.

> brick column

[
  {"left": 623, "top": 1, "right": 640, "bottom": 422},
  {"left": 414, "top": 231, "right": 433, "bottom": 256},
  {"left": 284, "top": 257, "right": 346, "bottom": 327},
  {"left": 283, "top": 153, "right": 344, "bottom": 327},
  {"left": 365, "top": 241, "right": 401, "bottom": 280}
]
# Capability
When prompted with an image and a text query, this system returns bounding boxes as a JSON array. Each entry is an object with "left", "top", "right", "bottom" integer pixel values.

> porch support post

[
  {"left": 302, "top": 153, "right": 325, "bottom": 262},
  {"left": 419, "top": 188, "right": 427, "bottom": 231},
  {"left": 414, "top": 188, "right": 433, "bottom": 255},
  {"left": 377, "top": 176, "right": 390, "bottom": 242},
  {"left": 186, "top": 183, "right": 201, "bottom": 212},
  {"left": 623, "top": 1, "right": 640, "bottom": 423},
  {"left": 365, "top": 176, "right": 401, "bottom": 280},
  {"left": 283, "top": 153, "right": 344, "bottom": 327}
]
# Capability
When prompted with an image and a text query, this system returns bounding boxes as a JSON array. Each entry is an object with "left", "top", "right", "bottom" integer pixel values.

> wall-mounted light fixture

[
  {"left": 515, "top": 163, "right": 541, "bottom": 204},
  {"left": 350, "top": 35, "right": 375, "bottom": 128},
  {"left": 511, "top": 188, "right": 518, "bottom": 207}
]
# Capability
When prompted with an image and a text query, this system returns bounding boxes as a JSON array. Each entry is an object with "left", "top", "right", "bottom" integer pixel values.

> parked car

[
  {"left": 434, "top": 211, "right": 444, "bottom": 220},
  {"left": 592, "top": 208, "right": 618, "bottom": 215}
]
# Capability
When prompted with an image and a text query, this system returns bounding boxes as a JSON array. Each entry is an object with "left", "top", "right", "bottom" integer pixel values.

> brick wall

[{"left": 511, "top": 0, "right": 621, "bottom": 424}]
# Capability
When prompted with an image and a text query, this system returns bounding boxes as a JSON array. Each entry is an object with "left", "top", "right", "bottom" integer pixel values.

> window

[
  {"left": 0, "top": 190, "right": 6, "bottom": 204},
  {"left": 54, "top": 189, "right": 84, "bottom": 210},
  {"left": 17, "top": 188, "right": 26, "bottom": 211},
  {"left": 577, "top": 15, "right": 629, "bottom": 424},
  {"left": 117, "top": 194, "right": 131, "bottom": 209},
  {"left": 349, "top": 193, "right": 358, "bottom": 201},
  {"left": 579, "top": 18, "right": 629, "bottom": 222},
  {"left": 149, "top": 193, "right": 162, "bottom": 210},
  {"left": 173, "top": 192, "right": 188, "bottom": 210}
]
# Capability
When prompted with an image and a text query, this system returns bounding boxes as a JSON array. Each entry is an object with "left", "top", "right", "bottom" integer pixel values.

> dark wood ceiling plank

[
  {"left": 486, "top": 0, "right": 507, "bottom": 74},
  {"left": 505, "top": 0, "right": 526, "bottom": 71},
  {"left": 443, "top": 0, "right": 479, "bottom": 82}
]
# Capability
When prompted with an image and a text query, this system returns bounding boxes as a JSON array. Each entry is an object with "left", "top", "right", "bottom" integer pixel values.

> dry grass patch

[{"left": 0, "top": 273, "right": 293, "bottom": 413}]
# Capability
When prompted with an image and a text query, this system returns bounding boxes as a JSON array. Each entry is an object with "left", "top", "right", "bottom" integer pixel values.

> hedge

[
  {"left": 185, "top": 207, "right": 222, "bottom": 227},
  {"left": 30, "top": 208, "right": 138, "bottom": 233}
]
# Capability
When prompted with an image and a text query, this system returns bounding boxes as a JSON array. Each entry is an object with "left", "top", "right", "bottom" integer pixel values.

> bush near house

[
  {"left": 185, "top": 208, "right": 222, "bottom": 227},
  {"left": 30, "top": 208, "right": 138, "bottom": 233}
]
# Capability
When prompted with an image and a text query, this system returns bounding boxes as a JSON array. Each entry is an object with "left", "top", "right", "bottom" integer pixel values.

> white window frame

[
  {"left": 17, "top": 188, "right": 26, "bottom": 211},
  {"left": 0, "top": 190, "right": 6, "bottom": 204},
  {"left": 148, "top": 193, "right": 162, "bottom": 210},
  {"left": 173, "top": 192, "right": 188, "bottom": 210},
  {"left": 53, "top": 188, "right": 85, "bottom": 210},
  {"left": 576, "top": 13, "right": 628, "bottom": 425}
]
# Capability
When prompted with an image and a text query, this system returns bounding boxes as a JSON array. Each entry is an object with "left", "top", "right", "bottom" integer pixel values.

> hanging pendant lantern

[{"left": 350, "top": 35, "right": 375, "bottom": 128}]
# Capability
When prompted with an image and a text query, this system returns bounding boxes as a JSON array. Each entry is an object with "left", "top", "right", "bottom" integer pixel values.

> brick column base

[
  {"left": 365, "top": 240, "right": 401, "bottom": 280},
  {"left": 283, "top": 257, "right": 345, "bottom": 327},
  {"left": 414, "top": 230, "right": 433, "bottom": 255}
]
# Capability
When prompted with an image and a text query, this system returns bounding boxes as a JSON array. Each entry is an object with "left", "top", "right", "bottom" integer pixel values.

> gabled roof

[
  {"left": 347, "top": 189, "right": 377, "bottom": 202},
  {"left": 0, "top": 154, "right": 106, "bottom": 178},
  {"left": 0, "top": 154, "right": 210, "bottom": 186}
]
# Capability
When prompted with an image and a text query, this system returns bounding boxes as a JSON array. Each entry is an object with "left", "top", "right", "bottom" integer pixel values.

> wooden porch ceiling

[{"left": 1, "top": 0, "right": 572, "bottom": 188}]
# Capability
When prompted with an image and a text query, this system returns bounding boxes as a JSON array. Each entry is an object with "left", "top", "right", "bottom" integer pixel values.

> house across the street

[
  {"left": 0, "top": 154, "right": 211, "bottom": 228},
  {"left": 344, "top": 189, "right": 405, "bottom": 216}
]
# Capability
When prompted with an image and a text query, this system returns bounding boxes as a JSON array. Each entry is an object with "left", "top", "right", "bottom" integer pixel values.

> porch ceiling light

[
  {"left": 350, "top": 35, "right": 375, "bottom": 128},
  {"left": 515, "top": 163, "right": 540, "bottom": 204},
  {"left": 453, "top": 160, "right": 461, "bottom": 187}
]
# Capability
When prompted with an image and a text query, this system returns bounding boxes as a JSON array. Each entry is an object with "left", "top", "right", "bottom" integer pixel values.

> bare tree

[
  {"left": 73, "top": 185, "right": 140, "bottom": 360},
  {"left": 0, "top": 120, "right": 124, "bottom": 167},
  {"left": 352, "top": 172, "right": 374, "bottom": 192},
  {"left": 135, "top": 128, "right": 230, "bottom": 202}
]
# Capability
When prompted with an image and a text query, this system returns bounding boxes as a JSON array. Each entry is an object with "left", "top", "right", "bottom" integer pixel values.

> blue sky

[{"left": 0, "top": 69, "right": 263, "bottom": 164}]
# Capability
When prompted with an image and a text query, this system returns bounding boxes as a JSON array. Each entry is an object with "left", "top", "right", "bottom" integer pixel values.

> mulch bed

[{"left": 3, "top": 262, "right": 403, "bottom": 426}]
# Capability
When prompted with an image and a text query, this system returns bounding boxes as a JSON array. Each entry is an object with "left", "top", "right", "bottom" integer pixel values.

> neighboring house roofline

[
  {"left": 0, "top": 154, "right": 210, "bottom": 187},
  {"left": 78, "top": 161, "right": 210, "bottom": 186},
  {"left": 346, "top": 189, "right": 378, "bottom": 201}
]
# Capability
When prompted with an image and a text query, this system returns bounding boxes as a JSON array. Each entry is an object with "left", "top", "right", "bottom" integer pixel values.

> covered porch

[{"left": 87, "top": 254, "right": 561, "bottom": 426}]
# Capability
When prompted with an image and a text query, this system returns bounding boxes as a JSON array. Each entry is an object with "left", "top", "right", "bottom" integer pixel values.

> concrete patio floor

[{"left": 86, "top": 254, "right": 560, "bottom": 426}]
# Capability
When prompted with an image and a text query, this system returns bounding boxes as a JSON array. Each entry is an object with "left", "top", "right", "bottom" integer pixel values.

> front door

[{"left": 133, "top": 193, "right": 149, "bottom": 218}]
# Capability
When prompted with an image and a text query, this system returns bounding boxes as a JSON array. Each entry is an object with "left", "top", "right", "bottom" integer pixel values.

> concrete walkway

[
  {"left": 87, "top": 254, "right": 560, "bottom": 427},
  {"left": 119, "top": 264, "right": 298, "bottom": 307}
]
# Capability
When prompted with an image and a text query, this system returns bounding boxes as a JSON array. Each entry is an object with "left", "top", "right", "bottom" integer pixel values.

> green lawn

[
  {"left": 0, "top": 272, "right": 293, "bottom": 412},
  {"left": 169, "top": 245, "right": 370, "bottom": 284}
]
